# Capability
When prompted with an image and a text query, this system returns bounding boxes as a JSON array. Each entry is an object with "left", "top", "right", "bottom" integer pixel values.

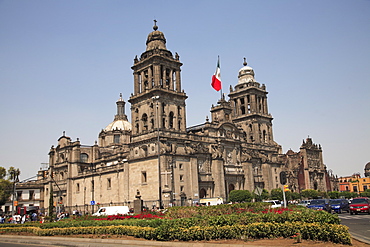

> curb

[{"left": 0, "top": 235, "right": 261, "bottom": 247}]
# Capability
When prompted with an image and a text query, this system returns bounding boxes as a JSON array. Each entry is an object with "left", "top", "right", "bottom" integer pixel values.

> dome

[
  {"left": 239, "top": 65, "right": 254, "bottom": 75},
  {"left": 104, "top": 119, "right": 131, "bottom": 132},
  {"left": 365, "top": 162, "right": 370, "bottom": 170},
  {"left": 237, "top": 58, "right": 255, "bottom": 84},
  {"left": 146, "top": 20, "right": 167, "bottom": 51}
]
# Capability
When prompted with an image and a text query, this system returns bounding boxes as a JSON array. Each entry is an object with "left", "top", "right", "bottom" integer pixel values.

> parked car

[
  {"left": 298, "top": 200, "right": 311, "bottom": 207},
  {"left": 307, "top": 199, "right": 331, "bottom": 212},
  {"left": 263, "top": 200, "right": 282, "bottom": 208},
  {"left": 92, "top": 206, "right": 130, "bottom": 216},
  {"left": 349, "top": 197, "right": 370, "bottom": 215},
  {"left": 329, "top": 199, "right": 349, "bottom": 213}
]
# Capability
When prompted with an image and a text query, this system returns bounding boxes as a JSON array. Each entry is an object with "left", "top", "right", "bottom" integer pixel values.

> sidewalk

[{"left": 0, "top": 235, "right": 262, "bottom": 247}]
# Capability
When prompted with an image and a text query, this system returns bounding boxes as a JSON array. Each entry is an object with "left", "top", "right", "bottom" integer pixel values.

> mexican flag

[{"left": 211, "top": 58, "right": 222, "bottom": 91}]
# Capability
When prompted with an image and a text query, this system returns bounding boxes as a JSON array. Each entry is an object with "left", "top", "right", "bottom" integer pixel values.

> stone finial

[
  {"left": 153, "top": 19, "right": 158, "bottom": 31},
  {"left": 243, "top": 57, "right": 247, "bottom": 66}
]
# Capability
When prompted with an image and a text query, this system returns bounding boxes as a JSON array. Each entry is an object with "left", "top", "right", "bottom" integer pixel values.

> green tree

[
  {"left": 290, "top": 192, "right": 301, "bottom": 200},
  {"left": 270, "top": 188, "right": 283, "bottom": 201},
  {"left": 8, "top": 167, "right": 20, "bottom": 182},
  {"left": 318, "top": 191, "right": 328, "bottom": 199},
  {"left": 360, "top": 189, "right": 370, "bottom": 197},
  {"left": 0, "top": 166, "right": 20, "bottom": 206},
  {"left": 328, "top": 191, "right": 340, "bottom": 199},
  {"left": 229, "top": 190, "right": 252, "bottom": 203},
  {"left": 0, "top": 167, "right": 6, "bottom": 179},
  {"left": 0, "top": 179, "right": 12, "bottom": 205},
  {"left": 300, "top": 189, "right": 319, "bottom": 199},
  {"left": 260, "top": 189, "right": 270, "bottom": 200},
  {"left": 339, "top": 191, "right": 358, "bottom": 199}
]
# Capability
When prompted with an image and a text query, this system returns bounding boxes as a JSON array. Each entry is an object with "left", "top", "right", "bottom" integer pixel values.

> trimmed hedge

[{"left": 0, "top": 222, "right": 351, "bottom": 244}]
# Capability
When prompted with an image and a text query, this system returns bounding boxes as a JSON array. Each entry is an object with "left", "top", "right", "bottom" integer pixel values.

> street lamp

[
  {"left": 10, "top": 170, "right": 19, "bottom": 218},
  {"left": 152, "top": 96, "right": 162, "bottom": 208}
]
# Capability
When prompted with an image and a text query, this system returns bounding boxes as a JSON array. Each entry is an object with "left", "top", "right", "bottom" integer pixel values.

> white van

[
  {"left": 199, "top": 197, "right": 224, "bottom": 206},
  {"left": 263, "top": 200, "right": 282, "bottom": 208},
  {"left": 93, "top": 206, "right": 130, "bottom": 216}
]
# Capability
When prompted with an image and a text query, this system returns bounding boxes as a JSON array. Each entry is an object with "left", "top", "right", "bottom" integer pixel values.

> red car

[{"left": 349, "top": 197, "right": 370, "bottom": 215}]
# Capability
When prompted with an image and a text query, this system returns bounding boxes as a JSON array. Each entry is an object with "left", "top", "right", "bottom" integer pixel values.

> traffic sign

[{"left": 90, "top": 201, "right": 95, "bottom": 205}]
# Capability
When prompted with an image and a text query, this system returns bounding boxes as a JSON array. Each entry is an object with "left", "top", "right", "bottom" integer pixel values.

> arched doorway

[
  {"left": 228, "top": 184, "right": 235, "bottom": 192},
  {"left": 199, "top": 188, "right": 206, "bottom": 198}
]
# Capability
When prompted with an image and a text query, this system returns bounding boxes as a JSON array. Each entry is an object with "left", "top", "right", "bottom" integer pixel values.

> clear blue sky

[{"left": 0, "top": 0, "right": 369, "bottom": 181}]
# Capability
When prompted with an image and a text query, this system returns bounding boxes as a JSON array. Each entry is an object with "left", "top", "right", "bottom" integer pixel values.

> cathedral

[{"left": 35, "top": 22, "right": 337, "bottom": 214}]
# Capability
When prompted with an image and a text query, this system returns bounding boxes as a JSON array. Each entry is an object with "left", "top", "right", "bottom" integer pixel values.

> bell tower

[
  {"left": 229, "top": 58, "right": 275, "bottom": 147},
  {"left": 129, "top": 21, "right": 187, "bottom": 136}
]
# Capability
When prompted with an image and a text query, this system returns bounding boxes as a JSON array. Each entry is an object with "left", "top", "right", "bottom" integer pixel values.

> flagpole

[{"left": 218, "top": 56, "right": 222, "bottom": 100}]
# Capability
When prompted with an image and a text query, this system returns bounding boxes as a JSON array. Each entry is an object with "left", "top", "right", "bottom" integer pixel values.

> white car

[{"left": 263, "top": 200, "right": 282, "bottom": 208}]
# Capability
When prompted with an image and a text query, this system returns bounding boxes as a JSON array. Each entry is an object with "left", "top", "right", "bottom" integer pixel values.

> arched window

[
  {"left": 80, "top": 153, "right": 88, "bottom": 163},
  {"left": 241, "top": 106, "right": 246, "bottom": 114},
  {"left": 114, "top": 134, "right": 120, "bottom": 143},
  {"left": 263, "top": 130, "right": 267, "bottom": 143},
  {"left": 142, "top": 113, "right": 148, "bottom": 131},
  {"left": 169, "top": 112, "right": 174, "bottom": 129}
]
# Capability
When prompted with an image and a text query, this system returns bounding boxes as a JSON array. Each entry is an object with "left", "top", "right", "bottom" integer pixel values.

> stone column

[
  {"left": 134, "top": 73, "right": 139, "bottom": 94},
  {"left": 148, "top": 67, "right": 153, "bottom": 89},
  {"left": 153, "top": 64, "right": 160, "bottom": 87},
  {"left": 175, "top": 70, "right": 181, "bottom": 92},
  {"left": 212, "top": 159, "right": 226, "bottom": 199}
]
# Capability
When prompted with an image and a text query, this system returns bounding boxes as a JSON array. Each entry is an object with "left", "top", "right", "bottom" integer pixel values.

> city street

[{"left": 339, "top": 213, "right": 370, "bottom": 244}]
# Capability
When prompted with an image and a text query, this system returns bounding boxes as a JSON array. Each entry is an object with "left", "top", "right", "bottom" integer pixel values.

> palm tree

[{"left": 8, "top": 167, "right": 20, "bottom": 182}]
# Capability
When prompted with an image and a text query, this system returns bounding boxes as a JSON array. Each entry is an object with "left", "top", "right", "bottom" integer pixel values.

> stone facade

[{"left": 28, "top": 22, "right": 338, "bottom": 214}]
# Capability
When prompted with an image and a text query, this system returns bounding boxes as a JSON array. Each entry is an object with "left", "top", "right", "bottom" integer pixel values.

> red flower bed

[
  {"left": 261, "top": 208, "right": 293, "bottom": 214},
  {"left": 95, "top": 213, "right": 164, "bottom": 221}
]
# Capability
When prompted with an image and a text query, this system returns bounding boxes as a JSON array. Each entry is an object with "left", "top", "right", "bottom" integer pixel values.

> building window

[
  {"left": 353, "top": 186, "right": 358, "bottom": 192},
  {"left": 107, "top": 178, "right": 111, "bottom": 190},
  {"left": 80, "top": 153, "right": 88, "bottom": 163},
  {"left": 142, "top": 114, "right": 148, "bottom": 131},
  {"left": 180, "top": 175, "right": 184, "bottom": 182},
  {"left": 17, "top": 191, "right": 22, "bottom": 201},
  {"left": 345, "top": 186, "right": 349, "bottom": 191},
  {"left": 91, "top": 180, "right": 95, "bottom": 192},
  {"left": 142, "top": 171, "right": 147, "bottom": 184},
  {"left": 179, "top": 163, "right": 183, "bottom": 170},
  {"left": 114, "top": 135, "right": 120, "bottom": 144},
  {"left": 364, "top": 185, "right": 368, "bottom": 191},
  {"left": 29, "top": 190, "right": 34, "bottom": 200},
  {"left": 180, "top": 186, "right": 184, "bottom": 192},
  {"left": 77, "top": 183, "right": 80, "bottom": 193},
  {"left": 169, "top": 112, "right": 174, "bottom": 129}
]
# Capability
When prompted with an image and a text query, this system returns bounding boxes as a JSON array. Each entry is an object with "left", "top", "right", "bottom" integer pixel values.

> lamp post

[
  {"left": 152, "top": 96, "right": 162, "bottom": 208},
  {"left": 10, "top": 169, "right": 19, "bottom": 219}
]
